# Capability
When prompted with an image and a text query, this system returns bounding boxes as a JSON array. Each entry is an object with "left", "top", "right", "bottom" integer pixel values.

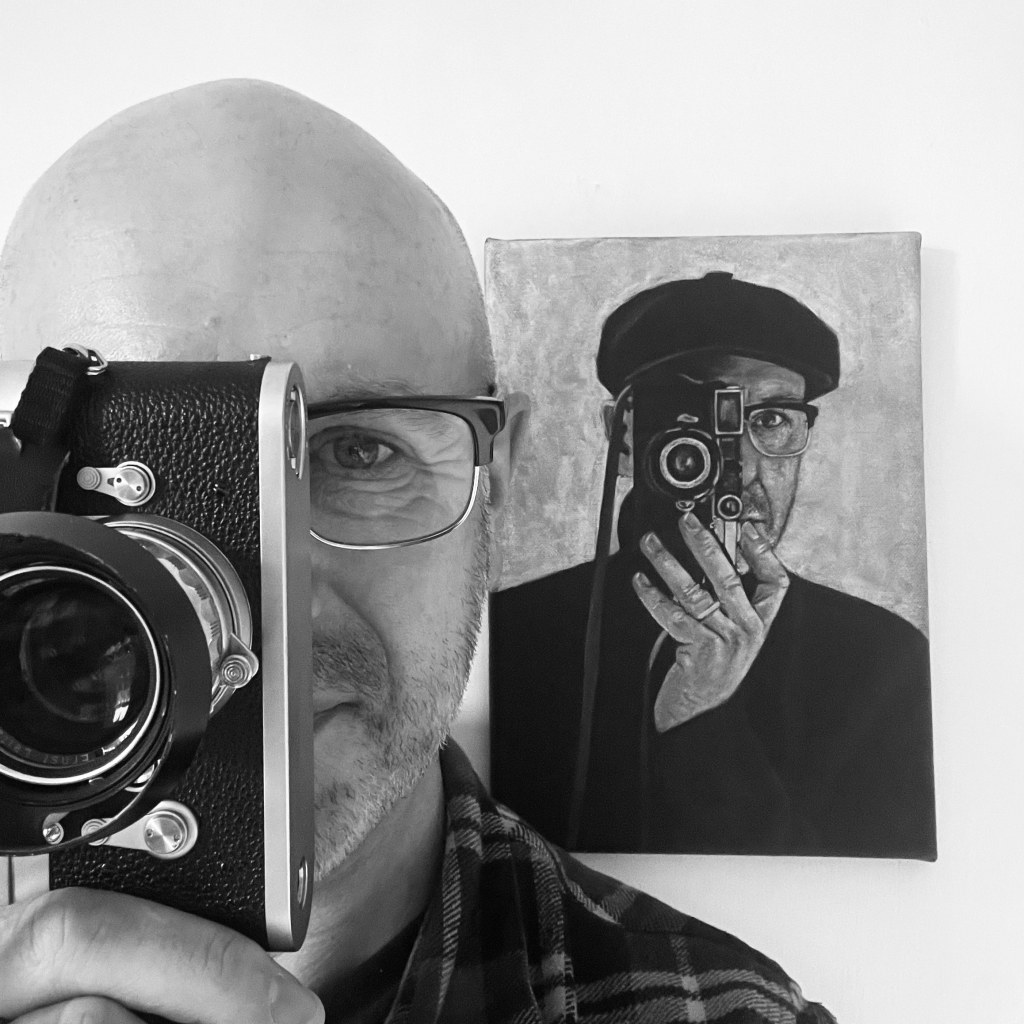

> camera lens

[
  {"left": 717, "top": 494, "right": 743, "bottom": 520},
  {"left": 666, "top": 444, "right": 705, "bottom": 484},
  {"left": 659, "top": 437, "right": 712, "bottom": 490},
  {"left": 0, "top": 567, "right": 159, "bottom": 781}
]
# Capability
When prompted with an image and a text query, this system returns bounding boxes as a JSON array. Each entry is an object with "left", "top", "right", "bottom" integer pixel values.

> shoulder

[
  {"left": 501, "top": 803, "right": 833, "bottom": 1023},
  {"left": 439, "top": 743, "right": 835, "bottom": 1023},
  {"left": 785, "top": 570, "right": 928, "bottom": 651},
  {"left": 558, "top": 849, "right": 831, "bottom": 1022}
]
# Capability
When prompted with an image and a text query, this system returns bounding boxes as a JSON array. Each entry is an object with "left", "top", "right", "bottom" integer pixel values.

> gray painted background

[{"left": 487, "top": 232, "right": 928, "bottom": 635}]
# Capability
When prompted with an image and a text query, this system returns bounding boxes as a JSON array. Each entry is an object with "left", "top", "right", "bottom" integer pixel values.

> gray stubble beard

[{"left": 310, "top": 489, "right": 493, "bottom": 880}]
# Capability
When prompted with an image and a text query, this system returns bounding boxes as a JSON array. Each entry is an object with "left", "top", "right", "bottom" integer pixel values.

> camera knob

[
  {"left": 143, "top": 810, "right": 191, "bottom": 857},
  {"left": 219, "top": 654, "right": 255, "bottom": 688}
]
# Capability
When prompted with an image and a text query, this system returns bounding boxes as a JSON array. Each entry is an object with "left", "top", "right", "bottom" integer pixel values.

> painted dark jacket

[{"left": 491, "top": 551, "right": 936, "bottom": 859}]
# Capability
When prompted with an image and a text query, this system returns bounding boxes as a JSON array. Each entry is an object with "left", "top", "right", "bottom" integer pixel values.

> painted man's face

[
  {"left": 608, "top": 354, "right": 809, "bottom": 550},
  {"left": 710, "top": 354, "right": 808, "bottom": 549}
]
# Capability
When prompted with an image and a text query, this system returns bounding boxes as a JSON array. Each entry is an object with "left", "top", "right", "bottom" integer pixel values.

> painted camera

[
  {"left": 632, "top": 375, "right": 744, "bottom": 572},
  {"left": 0, "top": 352, "right": 313, "bottom": 951}
]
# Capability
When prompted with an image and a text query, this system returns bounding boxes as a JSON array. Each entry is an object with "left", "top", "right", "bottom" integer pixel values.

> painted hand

[
  {"left": 632, "top": 513, "right": 789, "bottom": 733},
  {"left": 0, "top": 887, "right": 324, "bottom": 1024}
]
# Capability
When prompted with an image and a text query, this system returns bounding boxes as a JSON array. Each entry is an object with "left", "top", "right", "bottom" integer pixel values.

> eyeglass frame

[
  {"left": 305, "top": 395, "right": 508, "bottom": 551},
  {"left": 743, "top": 400, "right": 819, "bottom": 458}
]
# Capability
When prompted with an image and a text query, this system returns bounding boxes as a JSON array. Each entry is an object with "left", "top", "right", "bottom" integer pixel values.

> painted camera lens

[
  {"left": 658, "top": 436, "right": 713, "bottom": 490},
  {"left": 0, "top": 567, "right": 160, "bottom": 783}
]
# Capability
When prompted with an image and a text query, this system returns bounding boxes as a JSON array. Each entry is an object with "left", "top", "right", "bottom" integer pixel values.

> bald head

[{"left": 0, "top": 79, "right": 492, "bottom": 399}]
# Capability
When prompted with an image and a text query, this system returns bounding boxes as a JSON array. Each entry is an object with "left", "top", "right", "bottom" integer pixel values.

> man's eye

[
  {"left": 322, "top": 433, "right": 398, "bottom": 471},
  {"left": 750, "top": 409, "right": 790, "bottom": 431}
]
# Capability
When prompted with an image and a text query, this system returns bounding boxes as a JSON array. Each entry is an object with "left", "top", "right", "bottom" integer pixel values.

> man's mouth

[
  {"left": 312, "top": 686, "right": 361, "bottom": 716},
  {"left": 312, "top": 700, "right": 365, "bottom": 729}
]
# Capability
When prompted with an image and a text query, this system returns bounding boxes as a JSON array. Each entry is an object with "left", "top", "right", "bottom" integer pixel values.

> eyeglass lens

[
  {"left": 747, "top": 408, "right": 811, "bottom": 456},
  {"left": 309, "top": 407, "right": 477, "bottom": 546}
]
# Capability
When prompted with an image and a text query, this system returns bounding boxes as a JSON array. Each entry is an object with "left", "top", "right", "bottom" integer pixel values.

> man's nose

[{"left": 738, "top": 431, "right": 762, "bottom": 487}]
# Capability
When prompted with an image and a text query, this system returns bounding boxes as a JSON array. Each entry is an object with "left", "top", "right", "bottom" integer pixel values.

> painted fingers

[{"left": 631, "top": 513, "right": 789, "bottom": 732}]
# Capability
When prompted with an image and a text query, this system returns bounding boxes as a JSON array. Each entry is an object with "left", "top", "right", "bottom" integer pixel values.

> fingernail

[
  {"left": 741, "top": 521, "right": 760, "bottom": 540},
  {"left": 641, "top": 531, "right": 658, "bottom": 553},
  {"left": 681, "top": 511, "right": 699, "bottom": 531},
  {"left": 270, "top": 973, "right": 325, "bottom": 1024},
  {"left": 633, "top": 571, "right": 650, "bottom": 589}
]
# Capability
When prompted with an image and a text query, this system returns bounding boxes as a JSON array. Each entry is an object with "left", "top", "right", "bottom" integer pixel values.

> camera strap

[
  {"left": 0, "top": 346, "right": 94, "bottom": 513},
  {"left": 565, "top": 383, "right": 633, "bottom": 849}
]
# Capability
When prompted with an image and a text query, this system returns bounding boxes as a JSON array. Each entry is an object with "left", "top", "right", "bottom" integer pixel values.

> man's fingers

[
  {"left": 0, "top": 888, "right": 324, "bottom": 1024},
  {"left": 640, "top": 518, "right": 755, "bottom": 630},
  {"left": 738, "top": 520, "right": 790, "bottom": 627},
  {"left": 672, "top": 513, "right": 762, "bottom": 628},
  {"left": 10, "top": 995, "right": 146, "bottom": 1024},
  {"left": 632, "top": 571, "right": 722, "bottom": 640}
]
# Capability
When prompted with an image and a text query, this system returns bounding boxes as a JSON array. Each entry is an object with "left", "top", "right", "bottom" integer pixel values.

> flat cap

[{"left": 597, "top": 272, "right": 840, "bottom": 400}]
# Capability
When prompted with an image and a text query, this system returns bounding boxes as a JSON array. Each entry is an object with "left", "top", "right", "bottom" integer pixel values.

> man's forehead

[
  {"left": 0, "top": 81, "right": 492, "bottom": 393},
  {"left": 303, "top": 370, "right": 484, "bottom": 404}
]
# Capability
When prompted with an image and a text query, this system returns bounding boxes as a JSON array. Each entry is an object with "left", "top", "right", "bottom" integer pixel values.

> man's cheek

[{"left": 762, "top": 462, "right": 801, "bottom": 534}]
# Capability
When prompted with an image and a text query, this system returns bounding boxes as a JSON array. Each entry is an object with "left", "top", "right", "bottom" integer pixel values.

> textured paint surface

[{"left": 487, "top": 232, "right": 928, "bottom": 634}]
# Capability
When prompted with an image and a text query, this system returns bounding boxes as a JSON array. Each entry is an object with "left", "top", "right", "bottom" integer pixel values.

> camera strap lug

[{"left": 0, "top": 346, "right": 96, "bottom": 513}]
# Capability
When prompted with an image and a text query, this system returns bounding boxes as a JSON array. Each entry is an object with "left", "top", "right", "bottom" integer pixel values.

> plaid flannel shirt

[{"left": 385, "top": 742, "right": 836, "bottom": 1023}]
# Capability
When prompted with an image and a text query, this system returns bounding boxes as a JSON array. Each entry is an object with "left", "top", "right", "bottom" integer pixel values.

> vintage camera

[
  {"left": 0, "top": 351, "right": 313, "bottom": 951},
  {"left": 631, "top": 374, "right": 744, "bottom": 576}
]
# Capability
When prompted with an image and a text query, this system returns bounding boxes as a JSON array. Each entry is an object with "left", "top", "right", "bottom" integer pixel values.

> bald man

[{"left": 0, "top": 82, "right": 833, "bottom": 1023}]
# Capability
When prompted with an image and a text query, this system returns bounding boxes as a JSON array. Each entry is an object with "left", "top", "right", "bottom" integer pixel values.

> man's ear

[
  {"left": 601, "top": 401, "right": 615, "bottom": 440},
  {"left": 485, "top": 391, "right": 529, "bottom": 590},
  {"left": 487, "top": 391, "right": 530, "bottom": 514}
]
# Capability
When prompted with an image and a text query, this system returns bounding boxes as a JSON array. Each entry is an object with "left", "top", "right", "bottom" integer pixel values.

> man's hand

[
  {"left": 632, "top": 513, "right": 789, "bottom": 733},
  {"left": 0, "top": 887, "right": 324, "bottom": 1024}
]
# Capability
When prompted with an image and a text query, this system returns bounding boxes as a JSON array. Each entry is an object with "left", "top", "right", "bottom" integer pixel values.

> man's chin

[
  {"left": 308, "top": 701, "right": 445, "bottom": 881},
  {"left": 310, "top": 709, "right": 378, "bottom": 877}
]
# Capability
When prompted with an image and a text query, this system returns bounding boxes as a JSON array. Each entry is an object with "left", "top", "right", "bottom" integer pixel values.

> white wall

[{"left": 1, "top": 3, "right": 1021, "bottom": 1020}]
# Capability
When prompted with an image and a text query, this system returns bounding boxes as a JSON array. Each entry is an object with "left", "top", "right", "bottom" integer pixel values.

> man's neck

[{"left": 274, "top": 757, "right": 446, "bottom": 992}]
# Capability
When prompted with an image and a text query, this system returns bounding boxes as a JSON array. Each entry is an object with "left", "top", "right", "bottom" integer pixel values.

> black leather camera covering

[{"left": 47, "top": 360, "right": 271, "bottom": 946}]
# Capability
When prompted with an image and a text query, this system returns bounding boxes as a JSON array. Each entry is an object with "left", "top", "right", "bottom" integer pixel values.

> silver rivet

[
  {"left": 296, "top": 857, "right": 309, "bottom": 906},
  {"left": 81, "top": 819, "right": 110, "bottom": 845},
  {"left": 42, "top": 822, "right": 64, "bottom": 845}
]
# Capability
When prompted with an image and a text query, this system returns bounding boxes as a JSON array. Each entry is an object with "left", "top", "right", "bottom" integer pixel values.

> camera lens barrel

[
  {"left": 0, "top": 564, "right": 161, "bottom": 782},
  {"left": 644, "top": 427, "right": 720, "bottom": 502},
  {"left": 0, "top": 512, "right": 212, "bottom": 854}
]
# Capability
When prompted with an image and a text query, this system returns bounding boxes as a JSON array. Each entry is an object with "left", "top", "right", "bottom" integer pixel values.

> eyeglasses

[
  {"left": 745, "top": 401, "right": 819, "bottom": 458},
  {"left": 306, "top": 396, "right": 506, "bottom": 550}
]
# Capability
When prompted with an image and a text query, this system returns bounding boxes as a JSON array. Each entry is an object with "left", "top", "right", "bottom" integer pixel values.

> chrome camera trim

[
  {"left": 258, "top": 361, "right": 313, "bottom": 951},
  {"left": 102, "top": 515, "right": 256, "bottom": 718}
]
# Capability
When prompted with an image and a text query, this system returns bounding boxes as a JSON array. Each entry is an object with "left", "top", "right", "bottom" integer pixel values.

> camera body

[
  {"left": 0, "top": 356, "right": 312, "bottom": 951},
  {"left": 630, "top": 374, "right": 744, "bottom": 575}
]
